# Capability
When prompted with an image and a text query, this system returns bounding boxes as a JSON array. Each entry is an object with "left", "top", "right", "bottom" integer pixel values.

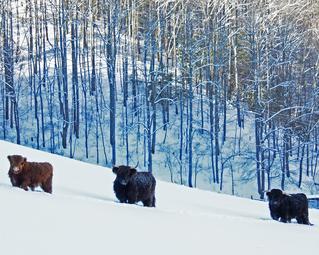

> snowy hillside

[{"left": 0, "top": 140, "right": 318, "bottom": 255}]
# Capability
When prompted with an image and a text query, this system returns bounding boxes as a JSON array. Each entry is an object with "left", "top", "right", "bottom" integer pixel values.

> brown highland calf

[{"left": 8, "top": 155, "right": 53, "bottom": 194}]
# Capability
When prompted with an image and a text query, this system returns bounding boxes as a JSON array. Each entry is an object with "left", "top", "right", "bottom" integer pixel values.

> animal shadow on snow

[{"left": 57, "top": 186, "right": 114, "bottom": 203}]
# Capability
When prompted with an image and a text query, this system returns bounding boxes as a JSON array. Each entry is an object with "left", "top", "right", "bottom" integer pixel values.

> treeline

[{"left": 1, "top": 0, "right": 319, "bottom": 198}]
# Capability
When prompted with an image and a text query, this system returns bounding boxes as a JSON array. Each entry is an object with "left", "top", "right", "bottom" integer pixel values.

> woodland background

[{"left": 1, "top": 0, "right": 319, "bottom": 198}]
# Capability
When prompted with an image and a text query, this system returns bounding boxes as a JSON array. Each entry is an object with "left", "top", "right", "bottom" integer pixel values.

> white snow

[{"left": 0, "top": 140, "right": 318, "bottom": 255}]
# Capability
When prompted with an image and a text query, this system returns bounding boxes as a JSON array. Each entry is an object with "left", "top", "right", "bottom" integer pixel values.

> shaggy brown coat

[{"left": 8, "top": 155, "right": 53, "bottom": 194}]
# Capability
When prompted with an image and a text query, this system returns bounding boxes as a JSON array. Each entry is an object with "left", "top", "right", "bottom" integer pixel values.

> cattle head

[
  {"left": 266, "top": 189, "right": 285, "bottom": 209},
  {"left": 112, "top": 165, "right": 137, "bottom": 186},
  {"left": 7, "top": 155, "right": 27, "bottom": 174}
]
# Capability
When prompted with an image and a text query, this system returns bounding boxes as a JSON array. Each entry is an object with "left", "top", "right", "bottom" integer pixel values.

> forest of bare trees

[{"left": 1, "top": 0, "right": 319, "bottom": 198}]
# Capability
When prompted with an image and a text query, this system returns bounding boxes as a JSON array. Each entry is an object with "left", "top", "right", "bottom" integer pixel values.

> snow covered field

[{"left": 0, "top": 140, "right": 318, "bottom": 255}]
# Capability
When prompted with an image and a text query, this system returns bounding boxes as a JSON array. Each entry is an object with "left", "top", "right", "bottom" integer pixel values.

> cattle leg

[
  {"left": 142, "top": 198, "right": 153, "bottom": 207},
  {"left": 127, "top": 194, "right": 137, "bottom": 204},
  {"left": 280, "top": 216, "right": 289, "bottom": 223},
  {"left": 41, "top": 175, "right": 53, "bottom": 194},
  {"left": 296, "top": 217, "right": 303, "bottom": 224},
  {"left": 270, "top": 212, "right": 279, "bottom": 221},
  {"left": 152, "top": 196, "right": 156, "bottom": 207},
  {"left": 10, "top": 177, "right": 18, "bottom": 187},
  {"left": 127, "top": 189, "right": 137, "bottom": 204},
  {"left": 301, "top": 213, "right": 310, "bottom": 225},
  {"left": 21, "top": 180, "right": 30, "bottom": 191}
]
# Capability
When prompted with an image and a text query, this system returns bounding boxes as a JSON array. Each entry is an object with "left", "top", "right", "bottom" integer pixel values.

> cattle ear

[
  {"left": 130, "top": 168, "right": 137, "bottom": 176},
  {"left": 112, "top": 166, "right": 119, "bottom": 174},
  {"left": 24, "top": 157, "right": 27, "bottom": 162},
  {"left": 266, "top": 191, "right": 271, "bottom": 197},
  {"left": 7, "top": 155, "right": 11, "bottom": 162}
]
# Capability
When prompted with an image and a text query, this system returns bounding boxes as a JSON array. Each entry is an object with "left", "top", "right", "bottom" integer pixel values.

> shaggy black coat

[
  {"left": 266, "top": 189, "right": 311, "bottom": 225},
  {"left": 113, "top": 165, "right": 156, "bottom": 207},
  {"left": 113, "top": 179, "right": 128, "bottom": 203}
]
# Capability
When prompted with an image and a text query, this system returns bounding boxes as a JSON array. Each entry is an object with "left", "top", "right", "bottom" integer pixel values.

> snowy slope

[{"left": 0, "top": 140, "right": 318, "bottom": 255}]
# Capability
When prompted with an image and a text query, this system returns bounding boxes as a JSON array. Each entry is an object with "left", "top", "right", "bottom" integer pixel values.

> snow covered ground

[{"left": 0, "top": 140, "right": 318, "bottom": 255}]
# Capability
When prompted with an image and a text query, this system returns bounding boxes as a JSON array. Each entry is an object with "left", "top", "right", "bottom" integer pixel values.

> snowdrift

[{"left": 0, "top": 140, "right": 318, "bottom": 255}]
